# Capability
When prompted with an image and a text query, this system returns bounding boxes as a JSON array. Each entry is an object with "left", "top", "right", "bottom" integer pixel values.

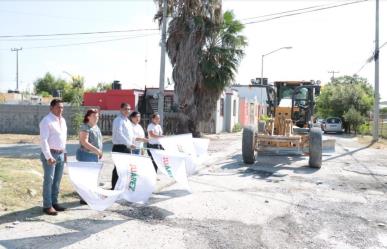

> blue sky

[{"left": 0, "top": 0, "right": 386, "bottom": 100}]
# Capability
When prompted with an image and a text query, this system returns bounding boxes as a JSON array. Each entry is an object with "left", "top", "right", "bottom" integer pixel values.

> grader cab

[{"left": 242, "top": 80, "right": 333, "bottom": 168}]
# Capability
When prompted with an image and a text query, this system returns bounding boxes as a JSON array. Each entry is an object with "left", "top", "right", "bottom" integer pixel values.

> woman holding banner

[
  {"left": 129, "top": 111, "right": 148, "bottom": 155},
  {"left": 76, "top": 108, "right": 103, "bottom": 204},
  {"left": 147, "top": 113, "right": 164, "bottom": 172}
]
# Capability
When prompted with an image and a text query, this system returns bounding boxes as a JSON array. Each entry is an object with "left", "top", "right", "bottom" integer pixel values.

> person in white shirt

[
  {"left": 39, "top": 99, "right": 67, "bottom": 216},
  {"left": 129, "top": 111, "right": 148, "bottom": 155},
  {"left": 111, "top": 103, "right": 136, "bottom": 189},
  {"left": 147, "top": 113, "right": 164, "bottom": 172}
]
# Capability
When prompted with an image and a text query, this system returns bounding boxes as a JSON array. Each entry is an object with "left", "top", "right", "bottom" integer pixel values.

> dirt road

[{"left": 0, "top": 133, "right": 386, "bottom": 249}]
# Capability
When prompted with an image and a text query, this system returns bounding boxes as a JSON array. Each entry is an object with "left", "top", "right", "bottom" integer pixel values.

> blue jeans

[
  {"left": 132, "top": 149, "right": 141, "bottom": 155},
  {"left": 40, "top": 152, "right": 65, "bottom": 208},
  {"left": 76, "top": 148, "right": 98, "bottom": 162}
]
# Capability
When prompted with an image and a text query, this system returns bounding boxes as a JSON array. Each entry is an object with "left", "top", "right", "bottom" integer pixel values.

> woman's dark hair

[
  {"left": 129, "top": 111, "right": 141, "bottom": 120},
  {"left": 83, "top": 109, "right": 98, "bottom": 124},
  {"left": 151, "top": 113, "right": 160, "bottom": 120}
]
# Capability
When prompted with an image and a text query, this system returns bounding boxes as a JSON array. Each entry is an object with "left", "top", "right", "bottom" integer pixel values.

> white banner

[
  {"left": 66, "top": 162, "right": 123, "bottom": 211},
  {"left": 192, "top": 138, "right": 210, "bottom": 158},
  {"left": 112, "top": 153, "right": 157, "bottom": 204},
  {"left": 149, "top": 149, "right": 190, "bottom": 191},
  {"left": 159, "top": 134, "right": 210, "bottom": 175},
  {"left": 66, "top": 135, "right": 209, "bottom": 211}
]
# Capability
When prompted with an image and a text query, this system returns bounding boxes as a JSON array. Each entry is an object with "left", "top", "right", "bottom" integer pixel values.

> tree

[
  {"left": 34, "top": 72, "right": 69, "bottom": 97},
  {"left": 86, "top": 82, "right": 112, "bottom": 92},
  {"left": 34, "top": 72, "right": 56, "bottom": 96},
  {"left": 155, "top": 1, "right": 246, "bottom": 136},
  {"left": 316, "top": 75, "right": 374, "bottom": 133},
  {"left": 34, "top": 72, "right": 85, "bottom": 103},
  {"left": 343, "top": 107, "right": 364, "bottom": 134},
  {"left": 70, "top": 75, "right": 85, "bottom": 89},
  {"left": 62, "top": 88, "right": 83, "bottom": 103}
]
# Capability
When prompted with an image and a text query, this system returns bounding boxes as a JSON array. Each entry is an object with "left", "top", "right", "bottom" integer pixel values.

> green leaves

[
  {"left": 316, "top": 75, "right": 374, "bottom": 132},
  {"left": 201, "top": 10, "right": 247, "bottom": 91},
  {"left": 34, "top": 72, "right": 85, "bottom": 105}
]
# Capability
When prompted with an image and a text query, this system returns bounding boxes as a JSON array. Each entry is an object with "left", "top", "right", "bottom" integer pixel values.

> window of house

[
  {"left": 233, "top": 100, "right": 236, "bottom": 116},
  {"left": 220, "top": 98, "right": 224, "bottom": 116}
]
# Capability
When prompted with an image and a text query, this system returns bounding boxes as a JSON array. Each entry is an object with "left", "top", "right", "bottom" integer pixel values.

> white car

[{"left": 324, "top": 117, "right": 343, "bottom": 133}]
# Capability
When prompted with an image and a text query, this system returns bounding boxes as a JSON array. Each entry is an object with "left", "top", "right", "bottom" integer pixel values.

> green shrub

[
  {"left": 359, "top": 123, "right": 371, "bottom": 135},
  {"left": 260, "top": 114, "right": 270, "bottom": 122},
  {"left": 232, "top": 123, "right": 242, "bottom": 132}
]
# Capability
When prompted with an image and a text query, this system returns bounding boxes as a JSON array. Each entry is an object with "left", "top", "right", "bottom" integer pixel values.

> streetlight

[
  {"left": 62, "top": 70, "right": 74, "bottom": 79},
  {"left": 260, "top": 46, "right": 292, "bottom": 103}
]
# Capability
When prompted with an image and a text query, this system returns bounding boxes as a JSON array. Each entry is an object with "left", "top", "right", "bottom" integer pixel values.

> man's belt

[{"left": 50, "top": 149, "right": 64, "bottom": 154}]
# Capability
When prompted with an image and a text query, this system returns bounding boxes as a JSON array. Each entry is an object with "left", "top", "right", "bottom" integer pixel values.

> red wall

[
  {"left": 239, "top": 99, "right": 249, "bottom": 126},
  {"left": 83, "top": 90, "right": 138, "bottom": 110}
]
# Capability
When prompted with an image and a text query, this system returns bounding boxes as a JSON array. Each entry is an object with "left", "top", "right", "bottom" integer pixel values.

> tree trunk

[{"left": 168, "top": 19, "right": 221, "bottom": 137}]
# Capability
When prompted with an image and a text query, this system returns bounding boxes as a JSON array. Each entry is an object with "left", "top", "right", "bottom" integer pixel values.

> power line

[
  {"left": 241, "top": 2, "right": 339, "bottom": 21},
  {"left": 355, "top": 41, "right": 386, "bottom": 75},
  {"left": 243, "top": 0, "right": 369, "bottom": 25},
  {"left": 0, "top": 28, "right": 159, "bottom": 39},
  {"left": 0, "top": 33, "right": 159, "bottom": 51},
  {"left": 328, "top": 70, "right": 340, "bottom": 80},
  {"left": 0, "top": 0, "right": 368, "bottom": 41},
  {"left": 0, "top": 33, "right": 153, "bottom": 42}
]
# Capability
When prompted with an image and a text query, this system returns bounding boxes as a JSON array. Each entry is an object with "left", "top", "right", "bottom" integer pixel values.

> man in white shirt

[
  {"left": 39, "top": 99, "right": 67, "bottom": 215},
  {"left": 111, "top": 102, "right": 136, "bottom": 189}
]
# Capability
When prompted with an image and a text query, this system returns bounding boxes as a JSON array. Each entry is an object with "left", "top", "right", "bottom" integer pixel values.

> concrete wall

[
  {"left": 232, "top": 85, "right": 267, "bottom": 117},
  {"left": 225, "top": 90, "right": 239, "bottom": 132},
  {"left": 215, "top": 93, "right": 226, "bottom": 133},
  {"left": 0, "top": 104, "right": 90, "bottom": 135},
  {"left": 238, "top": 98, "right": 263, "bottom": 127}
]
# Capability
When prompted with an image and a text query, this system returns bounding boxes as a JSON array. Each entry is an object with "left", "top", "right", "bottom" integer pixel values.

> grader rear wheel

[
  {"left": 309, "top": 127, "right": 322, "bottom": 168},
  {"left": 242, "top": 126, "right": 257, "bottom": 164}
]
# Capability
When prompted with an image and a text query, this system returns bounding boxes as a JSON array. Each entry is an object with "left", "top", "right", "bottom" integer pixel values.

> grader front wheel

[
  {"left": 242, "top": 126, "right": 257, "bottom": 164},
  {"left": 309, "top": 127, "right": 322, "bottom": 168}
]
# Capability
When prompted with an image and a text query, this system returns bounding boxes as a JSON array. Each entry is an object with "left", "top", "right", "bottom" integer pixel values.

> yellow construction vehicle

[{"left": 242, "top": 80, "right": 334, "bottom": 168}]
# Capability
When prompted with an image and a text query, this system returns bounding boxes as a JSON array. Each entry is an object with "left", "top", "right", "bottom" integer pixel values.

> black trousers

[
  {"left": 147, "top": 143, "right": 164, "bottom": 173},
  {"left": 111, "top": 144, "right": 131, "bottom": 190}
]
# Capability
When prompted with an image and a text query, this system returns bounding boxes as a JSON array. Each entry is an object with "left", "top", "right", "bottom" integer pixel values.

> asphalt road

[{"left": 0, "top": 133, "right": 387, "bottom": 249}]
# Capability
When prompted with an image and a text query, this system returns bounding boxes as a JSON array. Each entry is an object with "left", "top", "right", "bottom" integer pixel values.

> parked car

[
  {"left": 315, "top": 118, "right": 325, "bottom": 130},
  {"left": 324, "top": 117, "right": 343, "bottom": 133}
]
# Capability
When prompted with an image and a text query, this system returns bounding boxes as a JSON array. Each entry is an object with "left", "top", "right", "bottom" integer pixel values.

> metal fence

[
  {"left": 378, "top": 114, "right": 387, "bottom": 139},
  {"left": 364, "top": 114, "right": 387, "bottom": 139},
  {"left": 98, "top": 114, "right": 116, "bottom": 135},
  {"left": 98, "top": 112, "right": 184, "bottom": 136}
]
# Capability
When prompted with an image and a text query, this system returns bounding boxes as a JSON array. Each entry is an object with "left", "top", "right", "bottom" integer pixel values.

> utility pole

[
  {"left": 328, "top": 70, "right": 339, "bottom": 81},
  {"left": 11, "top": 48, "right": 22, "bottom": 91},
  {"left": 157, "top": 0, "right": 168, "bottom": 127},
  {"left": 373, "top": 0, "right": 380, "bottom": 141}
]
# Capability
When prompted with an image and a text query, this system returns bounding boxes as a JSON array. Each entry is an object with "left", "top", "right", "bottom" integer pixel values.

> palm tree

[{"left": 155, "top": 0, "right": 247, "bottom": 136}]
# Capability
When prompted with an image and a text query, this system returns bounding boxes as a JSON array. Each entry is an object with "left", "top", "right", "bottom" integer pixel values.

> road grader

[{"left": 242, "top": 80, "right": 335, "bottom": 168}]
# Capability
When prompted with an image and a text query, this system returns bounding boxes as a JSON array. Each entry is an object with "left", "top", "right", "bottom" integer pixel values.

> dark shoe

[
  {"left": 80, "top": 199, "right": 87, "bottom": 205},
  {"left": 52, "top": 204, "right": 66, "bottom": 212},
  {"left": 43, "top": 207, "right": 58, "bottom": 216}
]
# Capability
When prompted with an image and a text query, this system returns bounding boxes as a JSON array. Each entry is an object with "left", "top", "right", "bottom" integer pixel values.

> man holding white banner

[
  {"left": 111, "top": 103, "right": 136, "bottom": 190},
  {"left": 66, "top": 153, "right": 157, "bottom": 211}
]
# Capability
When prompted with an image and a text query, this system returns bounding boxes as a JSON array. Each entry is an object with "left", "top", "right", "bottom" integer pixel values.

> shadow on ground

[
  {"left": 0, "top": 200, "right": 175, "bottom": 249},
  {"left": 218, "top": 152, "right": 319, "bottom": 180}
]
